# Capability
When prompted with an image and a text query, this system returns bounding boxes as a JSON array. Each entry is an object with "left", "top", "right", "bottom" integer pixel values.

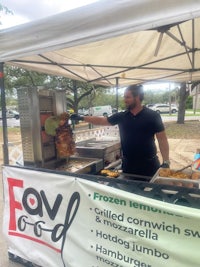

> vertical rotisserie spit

[{"left": 45, "top": 112, "right": 76, "bottom": 158}]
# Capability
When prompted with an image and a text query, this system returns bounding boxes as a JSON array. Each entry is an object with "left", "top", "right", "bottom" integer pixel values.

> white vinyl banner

[{"left": 2, "top": 166, "right": 200, "bottom": 267}]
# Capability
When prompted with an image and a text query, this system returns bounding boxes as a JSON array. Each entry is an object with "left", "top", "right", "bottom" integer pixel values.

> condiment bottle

[{"left": 193, "top": 149, "right": 200, "bottom": 170}]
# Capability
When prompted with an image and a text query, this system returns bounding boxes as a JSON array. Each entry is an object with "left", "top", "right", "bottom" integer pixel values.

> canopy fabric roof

[{"left": 1, "top": 0, "right": 200, "bottom": 86}]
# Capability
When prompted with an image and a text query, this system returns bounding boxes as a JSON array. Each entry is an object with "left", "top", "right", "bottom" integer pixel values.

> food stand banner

[{"left": 2, "top": 166, "right": 200, "bottom": 267}]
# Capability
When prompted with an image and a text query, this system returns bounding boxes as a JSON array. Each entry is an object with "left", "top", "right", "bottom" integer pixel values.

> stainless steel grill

[
  {"left": 76, "top": 138, "right": 121, "bottom": 167},
  {"left": 55, "top": 156, "right": 103, "bottom": 174}
]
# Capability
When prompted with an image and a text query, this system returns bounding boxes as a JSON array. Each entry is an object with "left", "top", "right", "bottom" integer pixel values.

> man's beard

[{"left": 126, "top": 102, "right": 136, "bottom": 110}]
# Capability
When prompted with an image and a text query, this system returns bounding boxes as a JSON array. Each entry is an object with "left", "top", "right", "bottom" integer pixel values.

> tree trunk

[{"left": 177, "top": 83, "right": 189, "bottom": 124}]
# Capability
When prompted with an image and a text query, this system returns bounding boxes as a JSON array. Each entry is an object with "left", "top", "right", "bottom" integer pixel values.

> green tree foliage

[
  {"left": 186, "top": 96, "right": 193, "bottom": 109},
  {"left": 3, "top": 66, "right": 108, "bottom": 111},
  {"left": 5, "top": 65, "right": 198, "bottom": 115},
  {"left": 0, "top": 3, "right": 13, "bottom": 14},
  {"left": 0, "top": 3, "right": 13, "bottom": 24},
  {"left": 65, "top": 80, "right": 96, "bottom": 112},
  {"left": 48, "top": 78, "right": 106, "bottom": 112},
  {"left": 2, "top": 66, "right": 50, "bottom": 107},
  {"left": 5, "top": 65, "right": 48, "bottom": 88},
  {"left": 144, "top": 88, "right": 179, "bottom": 105},
  {"left": 85, "top": 88, "right": 121, "bottom": 108}
]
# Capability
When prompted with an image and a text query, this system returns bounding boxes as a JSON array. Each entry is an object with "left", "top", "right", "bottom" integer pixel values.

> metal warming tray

[
  {"left": 55, "top": 156, "right": 103, "bottom": 174},
  {"left": 150, "top": 168, "right": 200, "bottom": 189},
  {"left": 76, "top": 138, "right": 121, "bottom": 166}
]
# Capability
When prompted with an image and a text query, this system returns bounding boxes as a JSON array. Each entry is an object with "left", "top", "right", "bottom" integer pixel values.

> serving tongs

[{"left": 174, "top": 164, "right": 192, "bottom": 173}]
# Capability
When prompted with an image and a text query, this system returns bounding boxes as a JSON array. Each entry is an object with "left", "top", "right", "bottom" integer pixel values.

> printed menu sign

[{"left": 2, "top": 166, "right": 200, "bottom": 267}]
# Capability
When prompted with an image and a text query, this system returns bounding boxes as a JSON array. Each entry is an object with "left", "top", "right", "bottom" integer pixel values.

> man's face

[{"left": 124, "top": 89, "right": 136, "bottom": 109}]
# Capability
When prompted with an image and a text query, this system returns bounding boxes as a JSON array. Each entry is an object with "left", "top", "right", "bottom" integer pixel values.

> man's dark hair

[{"left": 126, "top": 84, "right": 144, "bottom": 101}]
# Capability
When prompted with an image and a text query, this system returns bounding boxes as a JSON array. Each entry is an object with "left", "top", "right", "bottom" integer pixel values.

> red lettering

[{"left": 7, "top": 178, "right": 23, "bottom": 231}]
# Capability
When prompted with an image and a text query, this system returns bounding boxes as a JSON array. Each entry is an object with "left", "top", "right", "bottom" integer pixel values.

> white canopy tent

[{"left": 1, "top": 0, "right": 200, "bottom": 86}]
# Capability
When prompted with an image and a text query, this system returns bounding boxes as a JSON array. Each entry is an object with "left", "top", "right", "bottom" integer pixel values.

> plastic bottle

[{"left": 193, "top": 149, "right": 200, "bottom": 170}]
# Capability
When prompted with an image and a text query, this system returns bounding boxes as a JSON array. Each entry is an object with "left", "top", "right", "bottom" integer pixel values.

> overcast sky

[{"left": 0, "top": 0, "right": 98, "bottom": 29}]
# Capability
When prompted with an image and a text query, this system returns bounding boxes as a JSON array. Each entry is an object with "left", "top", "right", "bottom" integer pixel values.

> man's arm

[
  {"left": 70, "top": 114, "right": 113, "bottom": 126},
  {"left": 156, "top": 130, "right": 170, "bottom": 164},
  {"left": 83, "top": 116, "right": 111, "bottom": 126}
]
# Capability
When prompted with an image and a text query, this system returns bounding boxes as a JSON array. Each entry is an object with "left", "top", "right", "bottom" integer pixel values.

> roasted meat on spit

[{"left": 45, "top": 112, "right": 76, "bottom": 158}]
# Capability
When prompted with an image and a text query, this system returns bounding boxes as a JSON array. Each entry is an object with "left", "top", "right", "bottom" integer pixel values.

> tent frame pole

[
  {"left": 0, "top": 62, "right": 9, "bottom": 164},
  {"left": 115, "top": 77, "right": 119, "bottom": 112}
]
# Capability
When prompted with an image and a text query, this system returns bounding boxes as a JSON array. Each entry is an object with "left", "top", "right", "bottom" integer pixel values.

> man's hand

[
  {"left": 70, "top": 113, "right": 84, "bottom": 121},
  {"left": 160, "top": 160, "right": 170, "bottom": 168},
  {"left": 160, "top": 163, "right": 169, "bottom": 168}
]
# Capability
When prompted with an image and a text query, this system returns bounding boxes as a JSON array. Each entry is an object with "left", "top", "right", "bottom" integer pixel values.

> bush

[{"left": 186, "top": 96, "right": 193, "bottom": 109}]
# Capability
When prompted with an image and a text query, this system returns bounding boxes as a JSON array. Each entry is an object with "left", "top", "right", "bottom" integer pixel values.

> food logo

[{"left": 7, "top": 177, "right": 80, "bottom": 267}]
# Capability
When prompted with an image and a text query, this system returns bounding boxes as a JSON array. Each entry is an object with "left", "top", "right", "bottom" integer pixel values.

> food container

[
  {"left": 150, "top": 168, "right": 200, "bottom": 189},
  {"left": 76, "top": 138, "right": 121, "bottom": 166},
  {"left": 55, "top": 156, "right": 103, "bottom": 174}
]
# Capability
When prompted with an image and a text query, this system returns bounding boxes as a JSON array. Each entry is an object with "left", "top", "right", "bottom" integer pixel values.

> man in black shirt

[{"left": 71, "top": 84, "right": 170, "bottom": 177}]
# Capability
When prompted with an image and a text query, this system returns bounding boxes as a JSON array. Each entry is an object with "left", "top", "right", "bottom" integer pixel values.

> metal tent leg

[{"left": 0, "top": 62, "right": 9, "bottom": 164}]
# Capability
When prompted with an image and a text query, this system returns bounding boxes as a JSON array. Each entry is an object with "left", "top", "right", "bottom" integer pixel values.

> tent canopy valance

[{"left": 1, "top": 0, "right": 200, "bottom": 86}]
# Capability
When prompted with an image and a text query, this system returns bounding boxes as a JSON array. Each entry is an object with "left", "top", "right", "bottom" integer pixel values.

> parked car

[
  {"left": 146, "top": 104, "right": 155, "bottom": 108},
  {"left": 149, "top": 104, "right": 178, "bottom": 114},
  {"left": 78, "top": 108, "right": 89, "bottom": 116},
  {"left": 0, "top": 109, "right": 20, "bottom": 119},
  {"left": 88, "top": 105, "right": 112, "bottom": 117}
]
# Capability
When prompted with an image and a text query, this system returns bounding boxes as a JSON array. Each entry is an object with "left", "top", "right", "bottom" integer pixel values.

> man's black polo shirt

[{"left": 107, "top": 107, "right": 165, "bottom": 160}]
